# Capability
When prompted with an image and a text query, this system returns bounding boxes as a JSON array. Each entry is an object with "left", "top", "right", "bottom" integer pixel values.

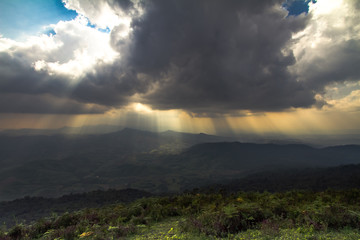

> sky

[{"left": 0, "top": 0, "right": 359, "bottom": 140}]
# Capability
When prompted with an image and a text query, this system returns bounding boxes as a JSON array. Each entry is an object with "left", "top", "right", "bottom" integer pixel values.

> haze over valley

[{"left": 1, "top": 127, "right": 360, "bottom": 202}]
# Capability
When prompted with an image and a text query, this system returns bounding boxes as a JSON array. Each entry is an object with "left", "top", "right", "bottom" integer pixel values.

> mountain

[
  {"left": 176, "top": 142, "right": 360, "bottom": 172},
  {"left": 0, "top": 127, "right": 233, "bottom": 164},
  {"left": 0, "top": 128, "right": 233, "bottom": 201},
  {"left": 0, "top": 128, "right": 359, "bottom": 201}
]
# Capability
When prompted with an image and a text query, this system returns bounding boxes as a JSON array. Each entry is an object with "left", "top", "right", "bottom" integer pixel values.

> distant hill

[
  {"left": 176, "top": 142, "right": 360, "bottom": 172},
  {"left": 204, "top": 164, "right": 360, "bottom": 193},
  {"left": 0, "top": 128, "right": 233, "bottom": 201},
  {"left": 0, "top": 127, "right": 233, "bottom": 164}
]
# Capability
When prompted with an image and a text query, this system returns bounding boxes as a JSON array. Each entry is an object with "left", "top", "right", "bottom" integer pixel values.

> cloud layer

[{"left": 0, "top": 0, "right": 359, "bottom": 115}]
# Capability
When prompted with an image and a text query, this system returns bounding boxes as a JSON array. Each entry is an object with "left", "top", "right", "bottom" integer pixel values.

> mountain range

[{"left": 0, "top": 127, "right": 360, "bottom": 201}]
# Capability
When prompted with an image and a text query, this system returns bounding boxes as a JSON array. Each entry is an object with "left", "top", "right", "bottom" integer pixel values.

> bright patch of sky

[
  {"left": 0, "top": 0, "right": 77, "bottom": 40},
  {"left": 283, "top": 0, "right": 317, "bottom": 16}
]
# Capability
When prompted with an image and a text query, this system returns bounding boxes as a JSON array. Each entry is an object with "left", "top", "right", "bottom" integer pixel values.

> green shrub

[
  {"left": 28, "top": 218, "right": 53, "bottom": 238},
  {"left": 53, "top": 212, "right": 79, "bottom": 229},
  {"left": 7, "top": 224, "right": 25, "bottom": 240}
]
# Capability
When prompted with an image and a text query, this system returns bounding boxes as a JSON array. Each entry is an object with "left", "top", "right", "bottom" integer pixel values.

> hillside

[
  {"left": 205, "top": 164, "right": 360, "bottom": 193},
  {"left": 2, "top": 163, "right": 360, "bottom": 229},
  {"left": 0, "top": 128, "right": 232, "bottom": 201},
  {"left": 1, "top": 189, "right": 360, "bottom": 239},
  {"left": 0, "top": 129, "right": 360, "bottom": 201}
]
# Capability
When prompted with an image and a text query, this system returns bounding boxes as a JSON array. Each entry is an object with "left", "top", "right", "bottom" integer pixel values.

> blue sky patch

[
  {"left": 86, "top": 18, "right": 111, "bottom": 33},
  {"left": 44, "top": 28, "right": 57, "bottom": 36},
  {"left": 98, "top": 27, "right": 111, "bottom": 34},
  {"left": 283, "top": 0, "right": 317, "bottom": 16},
  {"left": 0, "top": 0, "right": 77, "bottom": 39}
]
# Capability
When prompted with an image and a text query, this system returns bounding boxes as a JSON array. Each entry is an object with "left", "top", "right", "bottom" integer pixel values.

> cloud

[
  {"left": 327, "top": 89, "right": 360, "bottom": 112},
  {"left": 63, "top": 0, "right": 134, "bottom": 29},
  {"left": 0, "top": 51, "right": 67, "bottom": 95},
  {"left": 0, "top": 15, "right": 120, "bottom": 114},
  {"left": 324, "top": 82, "right": 360, "bottom": 112},
  {"left": 290, "top": 0, "right": 360, "bottom": 92},
  {"left": 0, "top": 93, "right": 108, "bottom": 114},
  {"left": 0, "top": 51, "right": 111, "bottom": 114},
  {"left": 0, "top": 0, "right": 359, "bottom": 115}
]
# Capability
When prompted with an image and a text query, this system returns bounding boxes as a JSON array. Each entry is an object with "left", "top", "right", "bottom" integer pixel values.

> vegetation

[
  {"left": 3, "top": 163, "right": 360, "bottom": 230},
  {"left": 0, "top": 189, "right": 152, "bottom": 228},
  {"left": 1, "top": 189, "right": 360, "bottom": 239}
]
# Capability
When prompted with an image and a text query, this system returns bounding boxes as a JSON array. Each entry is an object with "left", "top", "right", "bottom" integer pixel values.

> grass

[
  {"left": 1, "top": 190, "right": 360, "bottom": 239},
  {"left": 130, "top": 218, "right": 360, "bottom": 240}
]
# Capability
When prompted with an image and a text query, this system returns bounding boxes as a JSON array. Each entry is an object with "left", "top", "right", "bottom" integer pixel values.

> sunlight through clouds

[{"left": 0, "top": 0, "right": 359, "bottom": 139}]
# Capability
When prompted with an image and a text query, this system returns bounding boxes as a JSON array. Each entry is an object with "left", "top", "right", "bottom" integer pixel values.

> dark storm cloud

[
  {"left": 0, "top": 53, "right": 109, "bottom": 114},
  {"left": 70, "top": 65, "right": 149, "bottom": 107},
  {"left": 0, "top": 52, "right": 67, "bottom": 95},
  {"left": 0, "top": 93, "right": 108, "bottom": 114},
  {"left": 112, "top": 0, "right": 315, "bottom": 113}
]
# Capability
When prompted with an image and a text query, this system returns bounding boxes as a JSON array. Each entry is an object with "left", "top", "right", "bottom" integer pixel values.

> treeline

[{"left": 204, "top": 164, "right": 360, "bottom": 193}]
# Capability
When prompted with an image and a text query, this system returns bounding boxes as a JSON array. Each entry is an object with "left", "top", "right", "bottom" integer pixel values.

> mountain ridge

[{"left": 0, "top": 128, "right": 359, "bottom": 201}]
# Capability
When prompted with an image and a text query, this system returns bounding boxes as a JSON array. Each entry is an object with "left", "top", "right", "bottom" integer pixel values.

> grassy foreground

[
  {"left": 1, "top": 190, "right": 360, "bottom": 239},
  {"left": 130, "top": 218, "right": 360, "bottom": 239}
]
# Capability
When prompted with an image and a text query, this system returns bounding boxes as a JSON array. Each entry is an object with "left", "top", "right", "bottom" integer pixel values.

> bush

[
  {"left": 7, "top": 225, "right": 25, "bottom": 240},
  {"left": 28, "top": 218, "right": 53, "bottom": 238},
  {"left": 53, "top": 212, "right": 79, "bottom": 229}
]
